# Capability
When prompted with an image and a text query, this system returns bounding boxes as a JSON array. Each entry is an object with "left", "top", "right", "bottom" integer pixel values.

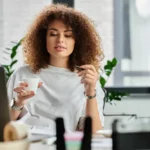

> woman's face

[{"left": 46, "top": 20, "right": 75, "bottom": 60}]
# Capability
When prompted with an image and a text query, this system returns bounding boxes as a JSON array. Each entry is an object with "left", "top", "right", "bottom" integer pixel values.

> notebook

[{"left": 0, "top": 66, "right": 11, "bottom": 141}]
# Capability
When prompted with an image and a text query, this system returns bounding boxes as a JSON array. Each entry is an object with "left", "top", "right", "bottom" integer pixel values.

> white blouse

[{"left": 7, "top": 65, "right": 104, "bottom": 133}]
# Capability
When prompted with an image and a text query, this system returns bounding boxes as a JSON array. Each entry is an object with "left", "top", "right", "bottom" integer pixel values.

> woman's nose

[{"left": 57, "top": 35, "right": 64, "bottom": 43}]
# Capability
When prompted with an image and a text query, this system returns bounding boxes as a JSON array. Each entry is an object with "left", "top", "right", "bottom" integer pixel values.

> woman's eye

[
  {"left": 50, "top": 33, "right": 58, "bottom": 36},
  {"left": 49, "top": 33, "right": 73, "bottom": 38},
  {"left": 65, "top": 35, "right": 72, "bottom": 38}
]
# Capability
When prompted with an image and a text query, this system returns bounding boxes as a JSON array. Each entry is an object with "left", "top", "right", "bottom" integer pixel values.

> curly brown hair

[{"left": 23, "top": 3, "right": 103, "bottom": 73}]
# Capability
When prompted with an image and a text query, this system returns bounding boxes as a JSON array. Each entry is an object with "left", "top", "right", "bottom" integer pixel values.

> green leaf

[
  {"left": 100, "top": 76, "right": 106, "bottom": 88},
  {"left": 7, "top": 71, "right": 14, "bottom": 78},
  {"left": 106, "top": 71, "right": 111, "bottom": 76},
  {"left": 113, "top": 97, "right": 121, "bottom": 101},
  {"left": 10, "top": 60, "right": 18, "bottom": 68},
  {"left": 104, "top": 65, "right": 112, "bottom": 70},
  {"left": 105, "top": 91, "right": 129, "bottom": 103},
  {"left": 109, "top": 95, "right": 113, "bottom": 100},
  {"left": 112, "top": 58, "right": 117, "bottom": 67},
  {"left": 104, "top": 58, "right": 117, "bottom": 71},
  {"left": 11, "top": 39, "right": 22, "bottom": 59},
  {"left": 107, "top": 60, "right": 112, "bottom": 66},
  {"left": 117, "top": 91, "right": 129, "bottom": 97},
  {"left": 104, "top": 60, "right": 113, "bottom": 70},
  {"left": 11, "top": 45, "right": 18, "bottom": 59}
]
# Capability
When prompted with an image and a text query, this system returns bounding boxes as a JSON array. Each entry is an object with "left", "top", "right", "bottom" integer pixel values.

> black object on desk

[
  {"left": 80, "top": 117, "right": 92, "bottom": 150},
  {"left": 55, "top": 116, "right": 92, "bottom": 150},
  {"left": 0, "top": 66, "right": 11, "bottom": 141},
  {"left": 56, "top": 118, "right": 65, "bottom": 150},
  {"left": 112, "top": 119, "right": 150, "bottom": 150}
]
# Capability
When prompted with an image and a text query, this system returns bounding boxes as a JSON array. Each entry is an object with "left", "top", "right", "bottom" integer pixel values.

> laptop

[{"left": 0, "top": 66, "right": 11, "bottom": 141}]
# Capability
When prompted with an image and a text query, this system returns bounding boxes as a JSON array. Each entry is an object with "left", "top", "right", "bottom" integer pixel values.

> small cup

[{"left": 22, "top": 78, "right": 40, "bottom": 94}]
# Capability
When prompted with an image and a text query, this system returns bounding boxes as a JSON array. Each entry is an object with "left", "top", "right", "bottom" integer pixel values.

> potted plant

[
  {"left": 100, "top": 58, "right": 129, "bottom": 108},
  {"left": 2, "top": 39, "right": 22, "bottom": 80}
]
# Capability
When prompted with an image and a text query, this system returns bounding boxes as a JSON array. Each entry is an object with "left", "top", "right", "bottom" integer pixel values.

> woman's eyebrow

[
  {"left": 48, "top": 28, "right": 58, "bottom": 31},
  {"left": 48, "top": 28, "right": 72, "bottom": 32},
  {"left": 64, "top": 29, "right": 72, "bottom": 32}
]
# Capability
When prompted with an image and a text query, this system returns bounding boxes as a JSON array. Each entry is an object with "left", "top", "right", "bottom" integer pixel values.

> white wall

[{"left": 0, "top": 0, "right": 52, "bottom": 66}]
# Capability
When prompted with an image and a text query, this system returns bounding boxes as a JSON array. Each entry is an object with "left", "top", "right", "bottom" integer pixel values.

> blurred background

[{"left": 0, "top": 0, "right": 150, "bottom": 129}]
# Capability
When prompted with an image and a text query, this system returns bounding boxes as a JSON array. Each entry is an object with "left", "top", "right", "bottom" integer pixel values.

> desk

[
  {"left": 30, "top": 142, "right": 55, "bottom": 150},
  {"left": 29, "top": 137, "right": 112, "bottom": 150}
]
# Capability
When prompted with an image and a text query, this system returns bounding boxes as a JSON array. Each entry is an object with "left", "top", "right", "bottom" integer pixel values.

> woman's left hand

[{"left": 77, "top": 65, "right": 99, "bottom": 96}]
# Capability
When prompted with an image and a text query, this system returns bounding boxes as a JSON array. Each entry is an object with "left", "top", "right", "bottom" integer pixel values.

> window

[{"left": 114, "top": 0, "right": 150, "bottom": 87}]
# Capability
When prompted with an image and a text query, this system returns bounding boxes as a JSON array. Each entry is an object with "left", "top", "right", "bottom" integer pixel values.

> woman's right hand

[{"left": 13, "top": 81, "right": 42, "bottom": 107}]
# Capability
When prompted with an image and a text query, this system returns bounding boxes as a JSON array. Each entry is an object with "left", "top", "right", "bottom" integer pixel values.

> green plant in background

[
  {"left": 100, "top": 58, "right": 129, "bottom": 106},
  {"left": 2, "top": 39, "right": 22, "bottom": 80}
]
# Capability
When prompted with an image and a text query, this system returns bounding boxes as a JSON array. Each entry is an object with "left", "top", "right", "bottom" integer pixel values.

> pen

[{"left": 75, "top": 65, "right": 85, "bottom": 72}]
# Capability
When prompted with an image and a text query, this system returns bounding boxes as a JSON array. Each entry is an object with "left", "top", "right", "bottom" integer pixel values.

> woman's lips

[{"left": 54, "top": 46, "right": 66, "bottom": 52}]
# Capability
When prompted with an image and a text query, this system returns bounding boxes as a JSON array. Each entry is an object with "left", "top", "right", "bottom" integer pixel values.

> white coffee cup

[{"left": 22, "top": 78, "right": 40, "bottom": 94}]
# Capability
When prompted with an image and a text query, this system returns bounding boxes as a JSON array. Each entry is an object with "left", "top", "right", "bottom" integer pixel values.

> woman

[{"left": 7, "top": 3, "right": 104, "bottom": 133}]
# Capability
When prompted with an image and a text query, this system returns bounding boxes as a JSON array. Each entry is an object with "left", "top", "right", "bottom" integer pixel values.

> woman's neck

[{"left": 49, "top": 57, "right": 69, "bottom": 68}]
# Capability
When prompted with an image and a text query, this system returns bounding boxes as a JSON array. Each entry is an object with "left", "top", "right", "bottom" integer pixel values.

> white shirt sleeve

[{"left": 7, "top": 69, "right": 28, "bottom": 118}]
